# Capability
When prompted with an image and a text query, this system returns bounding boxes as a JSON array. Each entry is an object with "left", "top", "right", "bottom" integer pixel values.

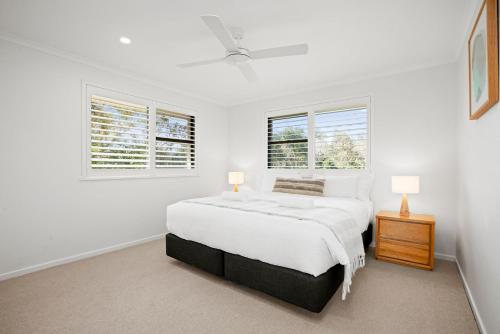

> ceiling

[{"left": 0, "top": 0, "right": 473, "bottom": 106}]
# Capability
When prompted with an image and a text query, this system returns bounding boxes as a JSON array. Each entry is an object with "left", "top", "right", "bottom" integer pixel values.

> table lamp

[
  {"left": 228, "top": 172, "right": 244, "bottom": 192},
  {"left": 392, "top": 176, "right": 420, "bottom": 216}
]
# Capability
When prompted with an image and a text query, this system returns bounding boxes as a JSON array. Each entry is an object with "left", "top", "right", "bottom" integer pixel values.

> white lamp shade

[
  {"left": 392, "top": 176, "right": 420, "bottom": 194},
  {"left": 228, "top": 172, "right": 245, "bottom": 185}
]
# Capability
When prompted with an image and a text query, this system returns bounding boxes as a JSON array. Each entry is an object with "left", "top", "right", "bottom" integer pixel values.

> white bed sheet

[{"left": 166, "top": 192, "right": 372, "bottom": 277}]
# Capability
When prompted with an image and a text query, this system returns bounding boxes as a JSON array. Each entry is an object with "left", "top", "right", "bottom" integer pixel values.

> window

[
  {"left": 83, "top": 85, "right": 197, "bottom": 179},
  {"left": 266, "top": 98, "right": 370, "bottom": 171},
  {"left": 267, "top": 113, "right": 308, "bottom": 169},
  {"left": 315, "top": 107, "right": 368, "bottom": 169},
  {"left": 90, "top": 96, "right": 150, "bottom": 169},
  {"left": 156, "top": 109, "right": 195, "bottom": 169}
]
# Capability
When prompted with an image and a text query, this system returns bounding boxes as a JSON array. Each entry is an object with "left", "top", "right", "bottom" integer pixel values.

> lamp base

[
  {"left": 233, "top": 184, "right": 239, "bottom": 192},
  {"left": 400, "top": 193, "right": 410, "bottom": 216}
]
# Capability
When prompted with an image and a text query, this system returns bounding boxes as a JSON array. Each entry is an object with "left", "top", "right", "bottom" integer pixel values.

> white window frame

[
  {"left": 264, "top": 95, "right": 373, "bottom": 175},
  {"left": 81, "top": 83, "right": 198, "bottom": 180}
]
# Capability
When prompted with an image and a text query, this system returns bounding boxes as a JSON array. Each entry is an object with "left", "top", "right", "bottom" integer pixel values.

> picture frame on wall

[{"left": 468, "top": 0, "right": 499, "bottom": 120}]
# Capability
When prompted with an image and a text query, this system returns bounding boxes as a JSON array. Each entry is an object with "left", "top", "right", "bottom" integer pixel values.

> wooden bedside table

[{"left": 375, "top": 211, "right": 435, "bottom": 270}]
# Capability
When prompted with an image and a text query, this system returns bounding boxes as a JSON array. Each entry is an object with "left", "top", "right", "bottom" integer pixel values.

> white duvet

[{"left": 166, "top": 192, "right": 372, "bottom": 299}]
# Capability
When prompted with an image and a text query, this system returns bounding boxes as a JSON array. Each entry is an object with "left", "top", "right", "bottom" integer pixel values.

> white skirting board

[
  {"left": 456, "top": 260, "right": 487, "bottom": 334},
  {"left": 0, "top": 234, "right": 165, "bottom": 282},
  {"left": 434, "top": 252, "right": 456, "bottom": 262}
]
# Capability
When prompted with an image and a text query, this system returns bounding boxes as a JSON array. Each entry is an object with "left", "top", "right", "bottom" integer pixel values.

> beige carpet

[{"left": 0, "top": 240, "right": 478, "bottom": 334}]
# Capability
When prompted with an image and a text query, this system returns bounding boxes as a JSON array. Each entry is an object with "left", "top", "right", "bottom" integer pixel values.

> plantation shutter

[
  {"left": 90, "top": 96, "right": 149, "bottom": 169},
  {"left": 155, "top": 109, "right": 195, "bottom": 169},
  {"left": 314, "top": 107, "right": 368, "bottom": 169},
  {"left": 267, "top": 113, "right": 308, "bottom": 169}
]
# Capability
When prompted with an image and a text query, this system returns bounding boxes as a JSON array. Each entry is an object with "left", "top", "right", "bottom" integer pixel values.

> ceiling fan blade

[
  {"left": 237, "top": 63, "right": 258, "bottom": 82},
  {"left": 177, "top": 57, "right": 225, "bottom": 68},
  {"left": 249, "top": 43, "right": 308, "bottom": 59},
  {"left": 201, "top": 15, "right": 238, "bottom": 51}
]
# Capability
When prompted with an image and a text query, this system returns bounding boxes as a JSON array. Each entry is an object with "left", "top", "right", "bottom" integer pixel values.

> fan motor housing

[{"left": 225, "top": 48, "right": 251, "bottom": 65}]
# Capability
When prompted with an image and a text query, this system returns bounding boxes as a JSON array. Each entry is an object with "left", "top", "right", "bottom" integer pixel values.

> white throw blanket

[{"left": 184, "top": 194, "right": 365, "bottom": 300}]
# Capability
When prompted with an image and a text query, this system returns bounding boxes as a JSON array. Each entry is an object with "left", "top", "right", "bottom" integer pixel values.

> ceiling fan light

[{"left": 119, "top": 36, "right": 131, "bottom": 45}]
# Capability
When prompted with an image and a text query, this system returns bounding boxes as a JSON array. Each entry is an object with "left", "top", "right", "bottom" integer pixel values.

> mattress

[{"left": 166, "top": 192, "right": 373, "bottom": 277}]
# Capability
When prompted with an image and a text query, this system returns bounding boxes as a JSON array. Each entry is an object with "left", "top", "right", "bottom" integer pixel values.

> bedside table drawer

[
  {"left": 379, "top": 219, "right": 430, "bottom": 244},
  {"left": 378, "top": 239, "right": 430, "bottom": 265}
]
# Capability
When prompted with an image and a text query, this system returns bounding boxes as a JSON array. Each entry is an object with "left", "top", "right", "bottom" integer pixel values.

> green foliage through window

[
  {"left": 90, "top": 96, "right": 149, "bottom": 169},
  {"left": 315, "top": 108, "right": 367, "bottom": 169},
  {"left": 267, "top": 107, "right": 368, "bottom": 170},
  {"left": 156, "top": 109, "right": 195, "bottom": 169},
  {"left": 267, "top": 113, "right": 308, "bottom": 169}
]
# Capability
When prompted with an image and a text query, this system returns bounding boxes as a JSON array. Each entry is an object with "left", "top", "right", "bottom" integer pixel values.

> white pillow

[
  {"left": 260, "top": 173, "right": 277, "bottom": 192},
  {"left": 323, "top": 176, "right": 358, "bottom": 198},
  {"left": 357, "top": 173, "right": 374, "bottom": 201}
]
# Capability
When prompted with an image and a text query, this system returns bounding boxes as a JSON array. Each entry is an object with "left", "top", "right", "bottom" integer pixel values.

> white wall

[
  {"left": 0, "top": 39, "right": 229, "bottom": 277},
  {"left": 1, "top": 14, "right": 497, "bottom": 332},
  {"left": 455, "top": 1, "right": 500, "bottom": 332},
  {"left": 228, "top": 63, "right": 458, "bottom": 257}
]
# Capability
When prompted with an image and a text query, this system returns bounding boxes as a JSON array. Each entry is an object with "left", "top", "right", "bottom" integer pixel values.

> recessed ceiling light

[{"left": 119, "top": 36, "right": 131, "bottom": 45}]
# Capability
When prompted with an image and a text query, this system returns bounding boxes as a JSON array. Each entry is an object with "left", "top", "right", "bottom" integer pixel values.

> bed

[{"left": 165, "top": 189, "right": 373, "bottom": 312}]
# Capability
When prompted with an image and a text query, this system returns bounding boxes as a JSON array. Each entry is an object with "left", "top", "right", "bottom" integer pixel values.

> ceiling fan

[{"left": 177, "top": 15, "right": 309, "bottom": 82}]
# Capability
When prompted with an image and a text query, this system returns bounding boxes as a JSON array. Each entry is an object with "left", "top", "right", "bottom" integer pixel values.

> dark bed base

[{"left": 166, "top": 224, "right": 372, "bottom": 313}]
